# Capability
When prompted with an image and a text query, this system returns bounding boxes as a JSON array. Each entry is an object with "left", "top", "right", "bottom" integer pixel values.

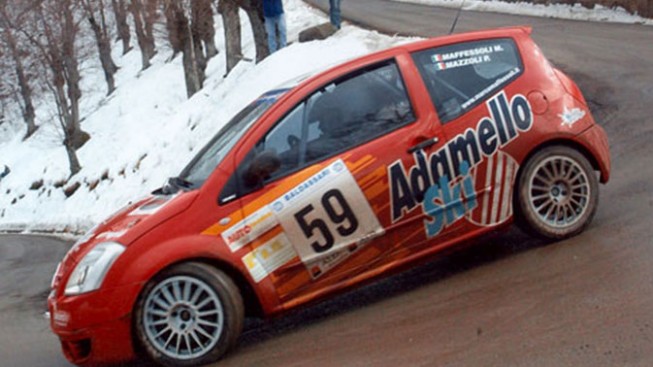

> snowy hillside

[{"left": 0, "top": 0, "right": 414, "bottom": 233}]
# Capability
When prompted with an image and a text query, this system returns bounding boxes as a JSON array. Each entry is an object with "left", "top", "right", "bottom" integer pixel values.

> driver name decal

[{"left": 432, "top": 43, "right": 505, "bottom": 71}]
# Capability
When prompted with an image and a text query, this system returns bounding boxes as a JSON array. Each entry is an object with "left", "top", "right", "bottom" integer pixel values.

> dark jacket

[{"left": 263, "top": 0, "right": 284, "bottom": 18}]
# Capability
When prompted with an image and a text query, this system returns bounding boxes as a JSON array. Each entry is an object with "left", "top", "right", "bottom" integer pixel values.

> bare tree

[
  {"left": 82, "top": 0, "right": 119, "bottom": 95},
  {"left": 0, "top": 1, "right": 38, "bottom": 139},
  {"left": 165, "top": 0, "right": 217, "bottom": 98},
  {"left": 23, "top": 0, "right": 90, "bottom": 176},
  {"left": 191, "top": 0, "right": 218, "bottom": 59},
  {"left": 217, "top": 0, "right": 241, "bottom": 75},
  {"left": 128, "top": 0, "right": 157, "bottom": 69},
  {"left": 218, "top": 0, "right": 269, "bottom": 76},
  {"left": 163, "top": 0, "right": 183, "bottom": 56},
  {"left": 237, "top": 0, "right": 269, "bottom": 63},
  {"left": 111, "top": 0, "right": 131, "bottom": 55}
]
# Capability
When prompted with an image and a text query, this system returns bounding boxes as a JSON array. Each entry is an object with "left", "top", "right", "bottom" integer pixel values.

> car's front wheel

[
  {"left": 135, "top": 262, "right": 244, "bottom": 367},
  {"left": 516, "top": 145, "right": 599, "bottom": 240}
]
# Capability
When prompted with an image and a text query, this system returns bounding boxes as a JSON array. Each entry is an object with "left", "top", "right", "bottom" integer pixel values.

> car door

[
  {"left": 409, "top": 37, "right": 529, "bottom": 244},
  {"left": 217, "top": 57, "right": 447, "bottom": 304}
]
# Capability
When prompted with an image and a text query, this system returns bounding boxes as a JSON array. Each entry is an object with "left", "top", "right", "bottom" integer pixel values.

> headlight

[{"left": 64, "top": 242, "right": 126, "bottom": 296}]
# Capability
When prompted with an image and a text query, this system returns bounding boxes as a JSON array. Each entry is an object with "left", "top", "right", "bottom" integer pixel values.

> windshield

[{"left": 179, "top": 89, "right": 288, "bottom": 187}]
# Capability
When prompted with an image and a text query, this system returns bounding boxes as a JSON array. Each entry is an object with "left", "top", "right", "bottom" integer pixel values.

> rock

[{"left": 299, "top": 22, "right": 338, "bottom": 43}]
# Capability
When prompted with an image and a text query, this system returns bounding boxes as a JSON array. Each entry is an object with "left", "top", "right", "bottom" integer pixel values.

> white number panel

[
  {"left": 227, "top": 160, "right": 384, "bottom": 282},
  {"left": 270, "top": 160, "right": 384, "bottom": 277}
]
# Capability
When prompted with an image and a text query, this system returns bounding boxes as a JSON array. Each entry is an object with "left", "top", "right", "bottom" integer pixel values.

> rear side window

[{"left": 412, "top": 38, "right": 523, "bottom": 123}]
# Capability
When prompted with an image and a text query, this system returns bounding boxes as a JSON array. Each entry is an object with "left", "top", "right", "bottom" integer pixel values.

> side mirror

[{"left": 243, "top": 149, "right": 281, "bottom": 188}]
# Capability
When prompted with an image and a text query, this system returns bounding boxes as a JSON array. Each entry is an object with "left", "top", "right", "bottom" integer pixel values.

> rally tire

[
  {"left": 516, "top": 146, "right": 598, "bottom": 240},
  {"left": 134, "top": 262, "right": 244, "bottom": 367}
]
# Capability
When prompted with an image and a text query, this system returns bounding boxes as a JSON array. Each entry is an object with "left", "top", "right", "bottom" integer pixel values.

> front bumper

[{"left": 48, "top": 282, "right": 143, "bottom": 365}]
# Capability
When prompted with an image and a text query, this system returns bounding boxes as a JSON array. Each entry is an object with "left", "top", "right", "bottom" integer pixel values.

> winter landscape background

[{"left": 0, "top": 0, "right": 650, "bottom": 234}]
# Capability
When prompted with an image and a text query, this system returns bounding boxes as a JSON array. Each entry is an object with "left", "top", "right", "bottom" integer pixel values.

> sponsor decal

[
  {"left": 422, "top": 161, "right": 478, "bottom": 238},
  {"left": 242, "top": 232, "right": 296, "bottom": 283},
  {"left": 389, "top": 91, "right": 533, "bottom": 234},
  {"left": 461, "top": 67, "right": 520, "bottom": 110},
  {"left": 559, "top": 106, "right": 586, "bottom": 127},
  {"left": 271, "top": 166, "right": 333, "bottom": 210},
  {"left": 222, "top": 206, "right": 279, "bottom": 252},
  {"left": 465, "top": 150, "right": 518, "bottom": 227}
]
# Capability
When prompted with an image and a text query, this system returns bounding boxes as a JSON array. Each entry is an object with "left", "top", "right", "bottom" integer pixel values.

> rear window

[{"left": 412, "top": 38, "right": 523, "bottom": 123}]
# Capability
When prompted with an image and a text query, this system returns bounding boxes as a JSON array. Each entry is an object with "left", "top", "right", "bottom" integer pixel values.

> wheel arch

[
  {"left": 514, "top": 138, "right": 602, "bottom": 195},
  {"left": 133, "top": 256, "right": 264, "bottom": 319}
]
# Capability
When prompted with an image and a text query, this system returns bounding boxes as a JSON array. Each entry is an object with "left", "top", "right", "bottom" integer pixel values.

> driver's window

[{"left": 228, "top": 59, "right": 414, "bottom": 201}]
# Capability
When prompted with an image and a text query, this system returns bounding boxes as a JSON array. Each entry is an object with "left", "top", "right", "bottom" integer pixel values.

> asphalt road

[
  {"left": 2, "top": 1, "right": 653, "bottom": 366},
  {"left": 0, "top": 235, "right": 72, "bottom": 366}
]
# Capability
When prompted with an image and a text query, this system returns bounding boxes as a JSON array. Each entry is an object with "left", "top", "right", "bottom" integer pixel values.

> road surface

[{"left": 1, "top": 1, "right": 652, "bottom": 366}]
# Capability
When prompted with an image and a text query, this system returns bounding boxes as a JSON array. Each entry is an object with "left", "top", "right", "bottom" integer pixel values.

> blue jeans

[
  {"left": 329, "top": 0, "right": 341, "bottom": 29},
  {"left": 265, "top": 14, "right": 287, "bottom": 53}
]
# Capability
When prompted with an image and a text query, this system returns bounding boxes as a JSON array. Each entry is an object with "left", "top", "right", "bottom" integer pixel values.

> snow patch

[{"left": 393, "top": 0, "right": 653, "bottom": 25}]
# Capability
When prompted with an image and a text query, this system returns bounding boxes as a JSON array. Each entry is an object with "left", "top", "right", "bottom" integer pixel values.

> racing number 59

[{"left": 293, "top": 189, "right": 359, "bottom": 253}]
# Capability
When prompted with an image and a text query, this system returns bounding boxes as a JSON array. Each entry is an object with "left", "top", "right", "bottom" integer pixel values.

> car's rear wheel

[
  {"left": 135, "top": 262, "right": 244, "bottom": 367},
  {"left": 516, "top": 146, "right": 598, "bottom": 240}
]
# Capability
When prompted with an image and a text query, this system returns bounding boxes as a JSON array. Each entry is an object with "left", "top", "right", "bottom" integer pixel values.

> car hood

[{"left": 63, "top": 190, "right": 199, "bottom": 264}]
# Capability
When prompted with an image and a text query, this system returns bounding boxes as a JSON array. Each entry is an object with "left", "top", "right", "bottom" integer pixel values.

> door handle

[{"left": 408, "top": 137, "right": 439, "bottom": 154}]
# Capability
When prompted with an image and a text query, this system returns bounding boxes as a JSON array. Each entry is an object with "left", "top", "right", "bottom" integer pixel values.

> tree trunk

[
  {"left": 218, "top": 0, "right": 242, "bottom": 75},
  {"left": 191, "top": 0, "right": 218, "bottom": 59},
  {"left": 129, "top": 0, "right": 156, "bottom": 69},
  {"left": 165, "top": 0, "right": 203, "bottom": 97},
  {"left": 143, "top": 0, "right": 158, "bottom": 46},
  {"left": 61, "top": 3, "right": 85, "bottom": 149},
  {"left": 111, "top": 0, "right": 131, "bottom": 54},
  {"left": 7, "top": 34, "right": 38, "bottom": 139},
  {"left": 64, "top": 138, "right": 82, "bottom": 176},
  {"left": 237, "top": 0, "right": 269, "bottom": 63},
  {"left": 183, "top": 27, "right": 203, "bottom": 98},
  {"left": 164, "top": 0, "right": 183, "bottom": 57},
  {"left": 85, "top": 0, "right": 119, "bottom": 95},
  {"left": 0, "top": 4, "right": 38, "bottom": 139}
]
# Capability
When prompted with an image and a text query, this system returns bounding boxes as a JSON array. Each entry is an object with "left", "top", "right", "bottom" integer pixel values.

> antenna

[{"left": 449, "top": 0, "right": 466, "bottom": 35}]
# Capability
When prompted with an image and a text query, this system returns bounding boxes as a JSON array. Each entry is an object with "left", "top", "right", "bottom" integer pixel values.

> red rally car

[{"left": 49, "top": 26, "right": 610, "bottom": 366}]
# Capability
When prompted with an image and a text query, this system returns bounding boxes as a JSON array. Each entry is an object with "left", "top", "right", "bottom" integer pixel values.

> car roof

[{"left": 258, "top": 26, "right": 533, "bottom": 105}]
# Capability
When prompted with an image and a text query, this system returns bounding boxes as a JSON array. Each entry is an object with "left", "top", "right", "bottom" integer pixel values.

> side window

[
  {"left": 412, "top": 38, "right": 523, "bottom": 123},
  {"left": 231, "top": 60, "right": 415, "bottom": 199},
  {"left": 305, "top": 61, "right": 415, "bottom": 162}
]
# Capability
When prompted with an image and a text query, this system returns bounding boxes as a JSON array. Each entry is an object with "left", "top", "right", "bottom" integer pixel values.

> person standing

[
  {"left": 263, "top": 0, "right": 287, "bottom": 53},
  {"left": 329, "top": 0, "right": 342, "bottom": 29}
]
